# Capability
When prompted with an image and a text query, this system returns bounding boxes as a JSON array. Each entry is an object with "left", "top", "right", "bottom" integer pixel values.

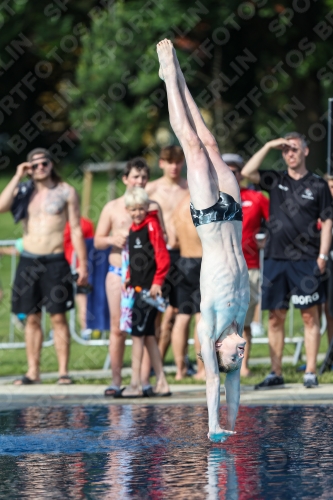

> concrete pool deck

[{"left": 0, "top": 383, "right": 333, "bottom": 409}]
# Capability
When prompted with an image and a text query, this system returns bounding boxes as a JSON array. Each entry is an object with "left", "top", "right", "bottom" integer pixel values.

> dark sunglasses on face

[
  {"left": 282, "top": 146, "right": 299, "bottom": 154},
  {"left": 31, "top": 160, "right": 50, "bottom": 170}
]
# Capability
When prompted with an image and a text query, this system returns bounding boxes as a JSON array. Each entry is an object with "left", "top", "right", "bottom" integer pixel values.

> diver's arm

[
  {"left": 200, "top": 334, "right": 221, "bottom": 433},
  {"left": 224, "top": 369, "right": 240, "bottom": 431}
]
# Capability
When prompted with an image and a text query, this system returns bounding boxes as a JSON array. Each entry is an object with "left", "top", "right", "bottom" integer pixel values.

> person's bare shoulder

[
  {"left": 100, "top": 196, "right": 124, "bottom": 219},
  {"left": 148, "top": 199, "right": 160, "bottom": 211},
  {"left": 146, "top": 179, "right": 160, "bottom": 195},
  {"left": 179, "top": 178, "right": 188, "bottom": 189},
  {"left": 59, "top": 182, "right": 76, "bottom": 201}
]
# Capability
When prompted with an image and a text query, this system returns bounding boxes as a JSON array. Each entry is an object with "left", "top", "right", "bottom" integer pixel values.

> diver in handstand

[{"left": 156, "top": 39, "right": 250, "bottom": 442}]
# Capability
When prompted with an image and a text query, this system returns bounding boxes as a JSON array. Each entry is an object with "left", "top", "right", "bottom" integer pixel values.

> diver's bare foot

[
  {"left": 156, "top": 39, "right": 176, "bottom": 79},
  {"left": 240, "top": 368, "right": 252, "bottom": 378},
  {"left": 194, "top": 370, "right": 206, "bottom": 381},
  {"left": 122, "top": 385, "right": 143, "bottom": 397},
  {"left": 208, "top": 428, "right": 236, "bottom": 443}
]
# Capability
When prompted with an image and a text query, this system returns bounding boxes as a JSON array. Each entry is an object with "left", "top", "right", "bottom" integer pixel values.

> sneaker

[
  {"left": 254, "top": 372, "right": 284, "bottom": 390},
  {"left": 185, "top": 356, "right": 197, "bottom": 376},
  {"left": 251, "top": 321, "right": 265, "bottom": 338},
  {"left": 81, "top": 328, "right": 92, "bottom": 340},
  {"left": 303, "top": 372, "right": 318, "bottom": 388}
]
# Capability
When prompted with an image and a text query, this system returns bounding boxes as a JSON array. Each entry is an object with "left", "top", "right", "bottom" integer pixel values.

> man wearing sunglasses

[
  {"left": 0, "top": 148, "right": 88, "bottom": 385},
  {"left": 242, "top": 132, "right": 333, "bottom": 389}
]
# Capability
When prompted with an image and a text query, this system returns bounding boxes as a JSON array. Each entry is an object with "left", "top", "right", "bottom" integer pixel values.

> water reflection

[{"left": 0, "top": 405, "right": 333, "bottom": 499}]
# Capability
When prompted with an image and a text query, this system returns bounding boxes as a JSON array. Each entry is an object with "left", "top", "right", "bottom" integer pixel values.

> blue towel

[{"left": 85, "top": 238, "right": 111, "bottom": 331}]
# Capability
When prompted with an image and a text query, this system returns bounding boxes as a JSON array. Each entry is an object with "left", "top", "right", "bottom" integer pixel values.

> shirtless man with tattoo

[
  {"left": 156, "top": 39, "right": 249, "bottom": 442},
  {"left": 94, "top": 158, "right": 164, "bottom": 397},
  {"left": 0, "top": 148, "right": 88, "bottom": 385},
  {"left": 146, "top": 146, "right": 188, "bottom": 360}
]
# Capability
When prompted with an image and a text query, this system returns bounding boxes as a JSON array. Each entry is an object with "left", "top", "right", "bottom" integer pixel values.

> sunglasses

[
  {"left": 31, "top": 160, "right": 50, "bottom": 170},
  {"left": 282, "top": 146, "right": 299, "bottom": 153}
]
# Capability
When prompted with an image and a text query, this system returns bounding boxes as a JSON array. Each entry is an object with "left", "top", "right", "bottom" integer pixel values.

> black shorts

[
  {"left": 262, "top": 258, "right": 326, "bottom": 310},
  {"left": 162, "top": 249, "right": 182, "bottom": 308},
  {"left": 131, "top": 294, "right": 157, "bottom": 337},
  {"left": 176, "top": 257, "right": 201, "bottom": 315},
  {"left": 12, "top": 253, "right": 74, "bottom": 315}
]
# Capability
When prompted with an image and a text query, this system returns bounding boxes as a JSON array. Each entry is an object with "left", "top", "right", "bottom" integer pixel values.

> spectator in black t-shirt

[
  {"left": 322, "top": 174, "right": 333, "bottom": 345},
  {"left": 242, "top": 132, "right": 333, "bottom": 389}
]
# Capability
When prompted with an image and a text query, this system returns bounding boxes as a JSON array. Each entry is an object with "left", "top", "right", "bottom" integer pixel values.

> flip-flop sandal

[
  {"left": 154, "top": 392, "right": 172, "bottom": 397},
  {"left": 115, "top": 387, "right": 143, "bottom": 398},
  {"left": 57, "top": 375, "right": 74, "bottom": 385},
  {"left": 143, "top": 386, "right": 156, "bottom": 397},
  {"left": 104, "top": 386, "right": 125, "bottom": 398},
  {"left": 13, "top": 375, "right": 39, "bottom": 385}
]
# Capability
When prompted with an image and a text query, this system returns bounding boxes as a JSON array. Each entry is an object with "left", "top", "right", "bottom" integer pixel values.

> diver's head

[
  {"left": 215, "top": 332, "right": 245, "bottom": 373},
  {"left": 198, "top": 330, "right": 246, "bottom": 373}
]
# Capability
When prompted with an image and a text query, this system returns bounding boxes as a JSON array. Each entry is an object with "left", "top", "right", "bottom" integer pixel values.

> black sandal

[
  {"left": 57, "top": 375, "right": 73, "bottom": 385},
  {"left": 104, "top": 386, "right": 125, "bottom": 398},
  {"left": 13, "top": 375, "right": 39, "bottom": 385}
]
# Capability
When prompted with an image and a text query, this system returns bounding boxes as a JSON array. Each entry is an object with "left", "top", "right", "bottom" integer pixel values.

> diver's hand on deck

[{"left": 208, "top": 429, "right": 236, "bottom": 443}]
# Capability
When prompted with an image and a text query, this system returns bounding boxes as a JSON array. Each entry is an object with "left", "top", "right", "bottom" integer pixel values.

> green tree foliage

[
  {"left": 71, "top": 0, "right": 333, "bottom": 170},
  {"left": 1, "top": 1, "right": 333, "bottom": 171},
  {"left": 0, "top": 0, "right": 97, "bottom": 170}
]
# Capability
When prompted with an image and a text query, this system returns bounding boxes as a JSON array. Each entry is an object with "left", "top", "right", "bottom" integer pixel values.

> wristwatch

[{"left": 319, "top": 253, "right": 329, "bottom": 261}]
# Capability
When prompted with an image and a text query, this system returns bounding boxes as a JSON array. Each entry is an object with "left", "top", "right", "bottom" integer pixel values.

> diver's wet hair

[{"left": 197, "top": 352, "right": 240, "bottom": 374}]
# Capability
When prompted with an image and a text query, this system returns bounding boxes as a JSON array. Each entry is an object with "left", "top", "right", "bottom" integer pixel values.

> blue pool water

[{"left": 0, "top": 404, "right": 333, "bottom": 499}]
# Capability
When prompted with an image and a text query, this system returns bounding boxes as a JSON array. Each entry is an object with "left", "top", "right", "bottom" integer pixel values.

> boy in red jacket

[{"left": 122, "top": 187, "right": 171, "bottom": 397}]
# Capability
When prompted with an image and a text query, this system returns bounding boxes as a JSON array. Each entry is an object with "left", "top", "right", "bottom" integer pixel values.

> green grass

[{"left": 0, "top": 169, "right": 332, "bottom": 380}]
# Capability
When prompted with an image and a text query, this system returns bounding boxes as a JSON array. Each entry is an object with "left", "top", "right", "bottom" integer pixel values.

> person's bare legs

[
  {"left": 145, "top": 336, "right": 170, "bottom": 394},
  {"left": 240, "top": 326, "right": 252, "bottom": 377},
  {"left": 75, "top": 293, "right": 87, "bottom": 330},
  {"left": 324, "top": 301, "right": 333, "bottom": 344},
  {"left": 51, "top": 312, "right": 71, "bottom": 381},
  {"left": 301, "top": 306, "right": 321, "bottom": 373},
  {"left": 122, "top": 336, "right": 144, "bottom": 396},
  {"left": 14, "top": 313, "right": 42, "bottom": 384},
  {"left": 156, "top": 39, "right": 216, "bottom": 210},
  {"left": 172, "top": 47, "right": 240, "bottom": 203},
  {"left": 106, "top": 272, "right": 125, "bottom": 388},
  {"left": 140, "top": 346, "right": 152, "bottom": 388},
  {"left": 268, "top": 309, "right": 287, "bottom": 376},
  {"left": 172, "top": 313, "right": 191, "bottom": 380},
  {"left": 194, "top": 313, "right": 205, "bottom": 380},
  {"left": 141, "top": 311, "right": 170, "bottom": 388},
  {"left": 159, "top": 305, "right": 176, "bottom": 359}
]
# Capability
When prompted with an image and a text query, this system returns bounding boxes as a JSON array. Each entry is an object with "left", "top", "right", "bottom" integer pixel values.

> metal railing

[{"left": 1, "top": 241, "right": 325, "bottom": 367}]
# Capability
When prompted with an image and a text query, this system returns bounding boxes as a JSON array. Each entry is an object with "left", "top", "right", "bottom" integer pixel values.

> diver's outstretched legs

[
  {"left": 173, "top": 52, "right": 240, "bottom": 203},
  {"left": 156, "top": 39, "right": 216, "bottom": 210}
]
